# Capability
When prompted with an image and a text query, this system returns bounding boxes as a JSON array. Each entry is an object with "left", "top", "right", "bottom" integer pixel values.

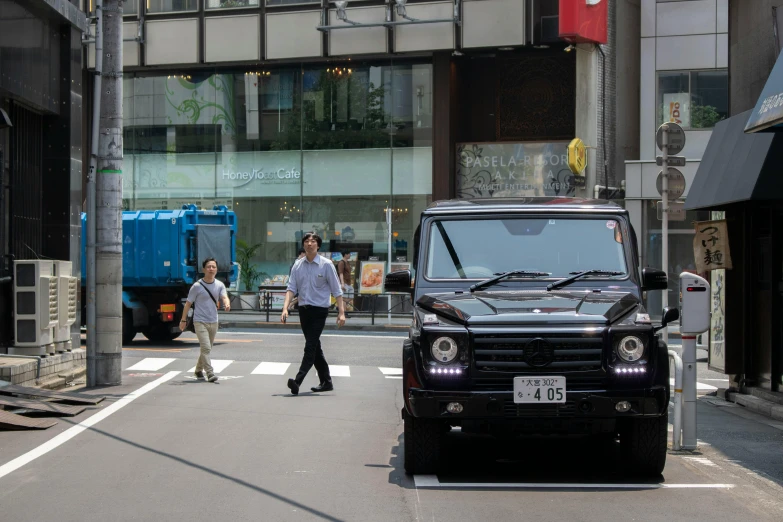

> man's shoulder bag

[{"left": 184, "top": 280, "right": 218, "bottom": 333}]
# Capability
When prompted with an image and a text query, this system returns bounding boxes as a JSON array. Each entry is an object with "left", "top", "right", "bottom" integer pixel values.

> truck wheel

[
  {"left": 122, "top": 309, "right": 136, "bottom": 345},
  {"left": 619, "top": 415, "right": 668, "bottom": 476},
  {"left": 403, "top": 413, "right": 443, "bottom": 475}
]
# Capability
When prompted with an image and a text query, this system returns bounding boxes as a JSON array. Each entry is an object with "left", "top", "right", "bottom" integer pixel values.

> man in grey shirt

[
  {"left": 282, "top": 232, "right": 346, "bottom": 395},
  {"left": 180, "top": 257, "right": 230, "bottom": 383}
]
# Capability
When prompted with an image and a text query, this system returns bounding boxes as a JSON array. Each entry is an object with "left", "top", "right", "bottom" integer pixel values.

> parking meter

[
  {"left": 678, "top": 272, "right": 710, "bottom": 450},
  {"left": 679, "top": 273, "right": 710, "bottom": 334}
]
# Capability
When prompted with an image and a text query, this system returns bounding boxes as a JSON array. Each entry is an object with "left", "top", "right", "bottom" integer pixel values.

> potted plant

[{"left": 236, "top": 239, "right": 264, "bottom": 310}]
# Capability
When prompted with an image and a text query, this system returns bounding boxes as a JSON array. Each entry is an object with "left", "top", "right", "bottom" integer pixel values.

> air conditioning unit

[
  {"left": 53, "top": 261, "right": 77, "bottom": 352},
  {"left": 10, "top": 260, "right": 57, "bottom": 355}
]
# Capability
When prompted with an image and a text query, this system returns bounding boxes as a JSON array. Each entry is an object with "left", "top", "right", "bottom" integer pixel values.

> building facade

[
  {"left": 93, "top": 0, "right": 625, "bottom": 291},
  {"left": 624, "top": 0, "right": 728, "bottom": 318},
  {"left": 685, "top": 0, "right": 783, "bottom": 392},
  {"left": 0, "top": 0, "right": 86, "bottom": 349}
]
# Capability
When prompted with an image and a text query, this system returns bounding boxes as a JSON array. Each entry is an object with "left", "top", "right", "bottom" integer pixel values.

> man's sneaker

[
  {"left": 287, "top": 378, "right": 300, "bottom": 395},
  {"left": 195, "top": 371, "right": 205, "bottom": 380},
  {"left": 207, "top": 374, "right": 218, "bottom": 383},
  {"left": 311, "top": 381, "right": 334, "bottom": 392}
]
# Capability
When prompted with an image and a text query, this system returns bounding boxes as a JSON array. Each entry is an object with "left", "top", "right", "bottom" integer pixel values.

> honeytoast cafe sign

[{"left": 456, "top": 142, "right": 584, "bottom": 198}]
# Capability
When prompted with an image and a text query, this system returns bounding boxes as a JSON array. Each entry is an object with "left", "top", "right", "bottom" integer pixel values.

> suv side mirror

[
  {"left": 655, "top": 307, "right": 680, "bottom": 332},
  {"left": 642, "top": 268, "right": 668, "bottom": 291},
  {"left": 385, "top": 270, "right": 413, "bottom": 294}
]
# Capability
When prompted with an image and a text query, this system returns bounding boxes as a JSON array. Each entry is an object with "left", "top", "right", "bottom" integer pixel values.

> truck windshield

[{"left": 425, "top": 217, "right": 628, "bottom": 280}]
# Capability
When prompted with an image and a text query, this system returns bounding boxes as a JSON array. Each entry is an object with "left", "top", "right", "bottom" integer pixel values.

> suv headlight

[
  {"left": 431, "top": 336, "right": 458, "bottom": 363},
  {"left": 617, "top": 336, "right": 645, "bottom": 362}
]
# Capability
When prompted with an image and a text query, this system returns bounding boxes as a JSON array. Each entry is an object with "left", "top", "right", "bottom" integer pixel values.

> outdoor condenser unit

[
  {"left": 11, "top": 260, "right": 57, "bottom": 355},
  {"left": 53, "top": 260, "right": 77, "bottom": 352}
]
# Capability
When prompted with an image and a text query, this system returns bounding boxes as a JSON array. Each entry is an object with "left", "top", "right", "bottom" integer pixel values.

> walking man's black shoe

[
  {"left": 287, "top": 378, "right": 300, "bottom": 395},
  {"left": 310, "top": 381, "right": 334, "bottom": 392}
]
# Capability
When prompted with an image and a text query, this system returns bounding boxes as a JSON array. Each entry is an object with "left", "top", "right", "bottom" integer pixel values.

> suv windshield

[{"left": 425, "top": 217, "right": 628, "bottom": 279}]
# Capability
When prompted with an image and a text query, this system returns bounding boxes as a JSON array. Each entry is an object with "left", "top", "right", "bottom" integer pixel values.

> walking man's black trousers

[{"left": 294, "top": 305, "right": 331, "bottom": 385}]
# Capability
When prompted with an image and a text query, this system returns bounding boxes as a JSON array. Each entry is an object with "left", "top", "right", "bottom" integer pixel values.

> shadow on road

[{"left": 387, "top": 428, "right": 666, "bottom": 490}]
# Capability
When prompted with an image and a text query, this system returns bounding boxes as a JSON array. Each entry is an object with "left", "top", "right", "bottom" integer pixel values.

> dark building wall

[
  {"left": 729, "top": 0, "right": 783, "bottom": 115},
  {"left": 616, "top": 0, "right": 641, "bottom": 173}
]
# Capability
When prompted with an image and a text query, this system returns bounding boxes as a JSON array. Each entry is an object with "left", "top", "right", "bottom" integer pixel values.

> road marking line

[
  {"left": 412, "top": 475, "right": 734, "bottom": 490},
  {"left": 251, "top": 362, "right": 291, "bottom": 375},
  {"left": 126, "top": 358, "right": 176, "bottom": 371},
  {"left": 202, "top": 331, "right": 407, "bottom": 340},
  {"left": 378, "top": 367, "right": 402, "bottom": 375},
  {"left": 123, "top": 348, "right": 188, "bottom": 353},
  {"left": 669, "top": 378, "right": 717, "bottom": 391},
  {"left": 187, "top": 359, "right": 233, "bottom": 374},
  {"left": 330, "top": 365, "right": 351, "bottom": 377},
  {"left": 0, "top": 371, "right": 180, "bottom": 481},
  {"left": 385, "top": 376, "right": 403, "bottom": 380}
]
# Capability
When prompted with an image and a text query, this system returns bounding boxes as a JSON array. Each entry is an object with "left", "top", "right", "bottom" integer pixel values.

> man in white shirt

[{"left": 282, "top": 233, "right": 346, "bottom": 395}]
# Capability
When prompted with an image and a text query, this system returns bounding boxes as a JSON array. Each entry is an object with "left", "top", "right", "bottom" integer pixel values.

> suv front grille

[{"left": 473, "top": 334, "right": 604, "bottom": 372}]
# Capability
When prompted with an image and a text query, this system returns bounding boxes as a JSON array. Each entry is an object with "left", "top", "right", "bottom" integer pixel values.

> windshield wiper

[
  {"left": 469, "top": 270, "right": 551, "bottom": 293},
  {"left": 546, "top": 269, "right": 625, "bottom": 291}
]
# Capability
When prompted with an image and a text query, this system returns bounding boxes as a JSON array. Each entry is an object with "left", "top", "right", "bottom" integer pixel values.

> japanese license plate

[{"left": 513, "top": 376, "right": 566, "bottom": 404}]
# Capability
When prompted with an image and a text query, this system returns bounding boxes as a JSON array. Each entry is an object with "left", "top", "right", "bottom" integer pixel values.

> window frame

[
  {"left": 145, "top": 0, "right": 201, "bottom": 16},
  {"left": 264, "top": 0, "right": 320, "bottom": 7},
  {"left": 656, "top": 68, "right": 728, "bottom": 131}
]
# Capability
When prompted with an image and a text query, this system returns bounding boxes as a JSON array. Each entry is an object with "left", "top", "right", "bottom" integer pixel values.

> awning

[
  {"left": 746, "top": 49, "right": 783, "bottom": 133},
  {"left": 685, "top": 110, "right": 783, "bottom": 210}
]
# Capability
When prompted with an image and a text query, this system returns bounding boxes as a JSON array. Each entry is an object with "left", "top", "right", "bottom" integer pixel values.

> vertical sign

[{"left": 693, "top": 219, "right": 732, "bottom": 273}]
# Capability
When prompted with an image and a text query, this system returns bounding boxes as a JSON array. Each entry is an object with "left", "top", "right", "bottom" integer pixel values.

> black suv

[{"left": 385, "top": 198, "right": 679, "bottom": 477}]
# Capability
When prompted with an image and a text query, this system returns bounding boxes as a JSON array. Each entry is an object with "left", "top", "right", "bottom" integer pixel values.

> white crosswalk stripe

[
  {"left": 379, "top": 367, "right": 403, "bottom": 379},
  {"left": 251, "top": 362, "right": 291, "bottom": 375},
  {"left": 187, "top": 360, "right": 234, "bottom": 374},
  {"left": 126, "top": 358, "right": 177, "bottom": 371},
  {"left": 330, "top": 365, "right": 351, "bottom": 377}
]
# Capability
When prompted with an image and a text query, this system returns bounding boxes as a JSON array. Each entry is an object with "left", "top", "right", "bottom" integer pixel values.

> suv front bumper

[{"left": 407, "top": 386, "right": 668, "bottom": 420}]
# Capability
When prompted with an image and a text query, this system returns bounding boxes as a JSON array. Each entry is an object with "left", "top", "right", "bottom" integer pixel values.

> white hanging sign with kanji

[{"left": 693, "top": 220, "right": 732, "bottom": 272}]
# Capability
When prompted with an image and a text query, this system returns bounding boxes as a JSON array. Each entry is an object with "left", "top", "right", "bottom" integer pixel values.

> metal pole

[
  {"left": 661, "top": 124, "right": 669, "bottom": 346},
  {"left": 681, "top": 334, "right": 698, "bottom": 450},
  {"left": 86, "top": 0, "right": 103, "bottom": 388},
  {"left": 387, "top": 207, "right": 392, "bottom": 323},
  {"left": 95, "top": 0, "right": 124, "bottom": 385},
  {"left": 668, "top": 349, "right": 683, "bottom": 451}
]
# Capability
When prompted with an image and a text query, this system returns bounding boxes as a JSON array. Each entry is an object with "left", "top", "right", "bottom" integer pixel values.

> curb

[
  {"left": 36, "top": 365, "right": 86, "bottom": 391},
  {"left": 726, "top": 391, "right": 783, "bottom": 422}
]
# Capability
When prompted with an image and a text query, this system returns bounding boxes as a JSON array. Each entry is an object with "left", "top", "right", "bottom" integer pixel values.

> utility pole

[
  {"left": 661, "top": 125, "right": 669, "bottom": 346},
  {"left": 94, "top": 0, "right": 123, "bottom": 385}
]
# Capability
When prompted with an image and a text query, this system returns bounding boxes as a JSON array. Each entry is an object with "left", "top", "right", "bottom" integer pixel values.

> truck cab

[{"left": 385, "top": 198, "right": 678, "bottom": 477}]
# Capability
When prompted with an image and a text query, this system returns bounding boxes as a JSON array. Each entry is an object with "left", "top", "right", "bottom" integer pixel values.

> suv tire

[
  {"left": 619, "top": 415, "right": 668, "bottom": 476},
  {"left": 403, "top": 413, "right": 443, "bottom": 475}
]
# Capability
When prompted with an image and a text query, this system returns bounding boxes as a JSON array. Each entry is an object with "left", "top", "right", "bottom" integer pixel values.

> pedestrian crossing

[{"left": 124, "top": 357, "right": 390, "bottom": 378}]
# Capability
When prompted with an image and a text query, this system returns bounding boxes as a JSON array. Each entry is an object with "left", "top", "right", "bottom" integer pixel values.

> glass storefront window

[
  {"left": 206, "top": 0, "right": 260, "bottom": 9},
  {"left": 658, "top": 70, "right": 728, "bottom": 129},
  {"left": 147, "top": 0, "right": 198, "bottom": 14},
  {"left": 642, "top": 200, "right": 709, "bottom": 318},
  {"left": 266, "top": 0, "right": 319, "bottom": 5},
  {"left": 122, "top": 61, "right": 433, "bottom": 304}
]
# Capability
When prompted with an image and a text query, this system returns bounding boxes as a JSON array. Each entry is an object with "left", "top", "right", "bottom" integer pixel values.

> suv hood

[{"left": 417, "top": 290, "right": 640, "bottom": 326}]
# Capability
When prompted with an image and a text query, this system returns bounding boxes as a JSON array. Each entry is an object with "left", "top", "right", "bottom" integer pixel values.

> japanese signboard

[
  {"left": 709, "top": 268, "right": 726, "bottom": 372},
  {"left": 693, "top": 220, "right": 732, "bottom": 273}
]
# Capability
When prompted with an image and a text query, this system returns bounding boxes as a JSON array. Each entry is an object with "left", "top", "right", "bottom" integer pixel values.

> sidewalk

[{"left": 218, "top": 310, "right": 412, "bottom": 332}]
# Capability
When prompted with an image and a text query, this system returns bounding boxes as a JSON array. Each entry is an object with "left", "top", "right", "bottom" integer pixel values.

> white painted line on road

[
  {"left": 701, "top": 378, "right": 729, "bottom": 381},
  {"left": 385, "top": 376, "right": 403, "bottom": 379},
  {"left": 0, "top": 371, "right": 181, "bottom": 481},
  {"left": 378, "top": 367, "right": 402, "bottom": 375},
  {"left": 670, "top": 378, "right": 717, "bottom": 391},
  {"left": 126, "top": 358, "right": 176, "bottom": 371},
  {"left": 330, "top": 365, "right": 351, "bottom": 377},
  {"left": 207, "top": 331, "right": 407, "bottom": 340},
  {"left": 187, "top": 359, "right": 233, "bottom": 374},
  {"left": 251, "top": 362, "right": 291, "bottom": 375},
  {"left": 412, "top": 475, "right": 735, "bottom": 490}
]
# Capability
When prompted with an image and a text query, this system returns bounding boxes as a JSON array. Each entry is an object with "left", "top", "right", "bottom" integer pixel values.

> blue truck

[{"left": 81, "top": 205, "right": 238, "bottom": 344}]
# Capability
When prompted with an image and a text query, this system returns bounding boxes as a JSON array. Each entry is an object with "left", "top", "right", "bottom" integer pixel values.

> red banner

[{"left": 559, "top": 0, "right": 608, "bottom": 45}]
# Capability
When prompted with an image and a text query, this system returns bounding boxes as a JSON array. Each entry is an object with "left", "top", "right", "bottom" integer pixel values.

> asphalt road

[{"left": 1, "top": 329, "right": 782, "bottom": 521}]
